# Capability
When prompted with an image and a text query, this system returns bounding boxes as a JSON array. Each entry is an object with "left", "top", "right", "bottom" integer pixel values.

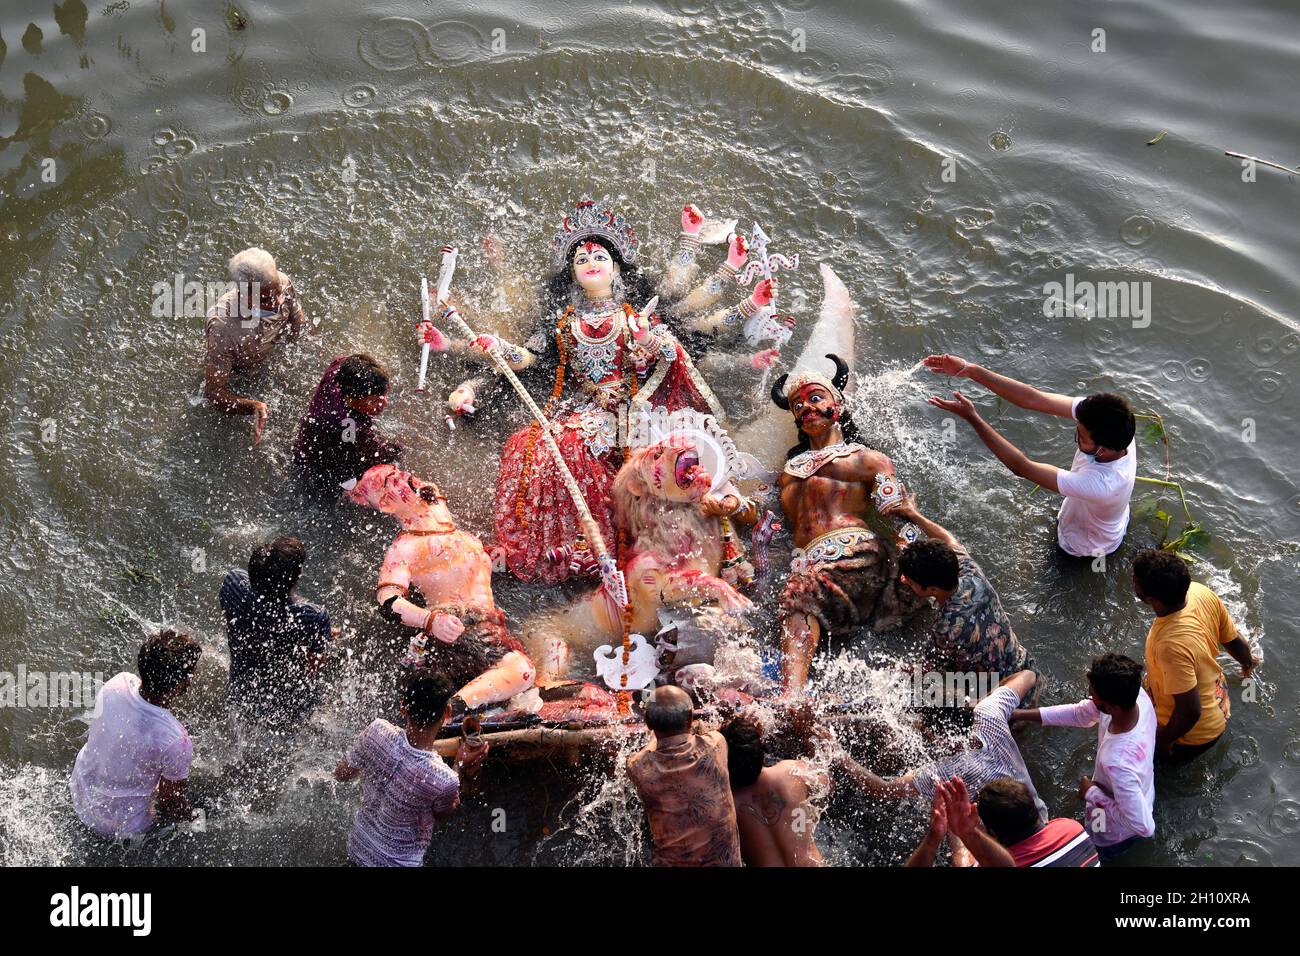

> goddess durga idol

[{"left": 447, "top": 199, "right": 776, "bottom": 583}]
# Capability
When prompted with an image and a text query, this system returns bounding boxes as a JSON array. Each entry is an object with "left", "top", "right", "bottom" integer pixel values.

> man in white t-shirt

[
  {"left": 922, "top": 354, "right": 1137, "bottom": 558},
  {"left": 70, "top": 630, "right": 203, "bottom": 837},
  {"left": 1013, "top": 652, "right": 1156, "bottom": 861}
]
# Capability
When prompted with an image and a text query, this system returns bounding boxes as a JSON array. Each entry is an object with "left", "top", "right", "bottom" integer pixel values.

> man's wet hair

[
  {"left": 1087, "top": 652, "right": 1143, "bottom": 709},
  {"left": 338, "top": 353, "right": 390, "bottom": 400},
  {"left": 645, "top": 690, "right": 693, "bottom": 735},
  {"left": 976, "top": 777, "right": 1041, "bottom": 847},
  {"left": 1132, "top": 548, "right": 1191, "bottom": 606},
  {"left": 403, "top": 671, "right": 455, "bottom": 725},
  {"left": 1075, "top": 392, "right": 1135, "bottom": 451},
  {"left": 719, "top": 717, "right": 765, "bottom": 788},
  {"left": 248, "top": 536, "right": 306, "bottom": 601},
  {"left": 916, "top": 703, "right": 976, "bottom": 738},
  {"left": 138, "top": 630, "right": 202, "bottom": 698},
  {"left": 899, "top": 539, "right": 960, "bottom": 591}
]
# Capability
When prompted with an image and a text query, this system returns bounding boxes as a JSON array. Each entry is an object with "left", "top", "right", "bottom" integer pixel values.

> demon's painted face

[{"left": 789, "top": 384, "right": 841, "bottom": 437}]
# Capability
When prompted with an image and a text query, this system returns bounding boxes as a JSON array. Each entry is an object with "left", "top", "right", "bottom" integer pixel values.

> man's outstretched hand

[
  {"left": 923, "top": 354, "right": 972, "bottom": 378},
  {"left": 927, "top": 389, "right": 978, "bottom": 422},
  {"left": 250, "top": 400, "right": 268, "bottom": 445}
]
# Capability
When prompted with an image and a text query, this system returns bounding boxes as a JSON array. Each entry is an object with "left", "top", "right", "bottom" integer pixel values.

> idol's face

[
  {"left": 635, "top": 438, "right": 712, "bottom": 502},
  {"left": 790, "top": 385, "right": 839, "bottom": 437},
  {"left": 572, "top": 242, "right": 617, "bottom": 296}
]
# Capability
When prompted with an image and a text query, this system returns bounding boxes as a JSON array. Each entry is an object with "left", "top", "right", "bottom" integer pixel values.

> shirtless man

[
  {"left": 772, "top": 355, "right": 923, "bottom": 695},
  {"left": 347, "top": 464, "right": 535, "bottom": 712},
  {"left": 720, "top": 717, "right": 826, "bottom": 866}
]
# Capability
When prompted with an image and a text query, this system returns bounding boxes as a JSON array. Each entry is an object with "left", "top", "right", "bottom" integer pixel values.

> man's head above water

[{"left": 644, "top": 685, "right": 694, "bottom": 738}]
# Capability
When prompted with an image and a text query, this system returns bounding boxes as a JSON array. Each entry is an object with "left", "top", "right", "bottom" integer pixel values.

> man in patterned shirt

[
  {"left": 626, "top": 686, "right": 743, "bottom": 867},
  {"left": 888, "top": 494, "right": 1036, "bottom": 695},
  {"left": 334, "top": 672, "right": 485, "bottom": 866}
]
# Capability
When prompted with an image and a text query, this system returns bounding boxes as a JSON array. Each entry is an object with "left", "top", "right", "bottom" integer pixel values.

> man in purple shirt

[{"left": 293, "top": 354, "right": 402, "bottom": 491}]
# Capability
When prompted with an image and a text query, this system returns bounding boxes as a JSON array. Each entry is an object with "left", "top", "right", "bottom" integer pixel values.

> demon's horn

[
  {"left": 770, "top": 373, "right": 791, "bottom": 410},
  {"left": 827, "top": 353, "right": 849, "bottom": 393}
]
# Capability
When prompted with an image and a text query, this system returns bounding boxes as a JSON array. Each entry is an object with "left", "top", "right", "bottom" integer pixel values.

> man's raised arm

[
  {"left": 923, "top": 354, "right": 1074, "bottom": 419},
  {"left": 929, "top": 390, "right": 1065, "bottom": 494}
]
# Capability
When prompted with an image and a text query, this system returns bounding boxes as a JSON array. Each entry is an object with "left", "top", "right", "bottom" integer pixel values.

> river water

[{"left": 2, "top": 0, "right": 1298, "bottom": 866}]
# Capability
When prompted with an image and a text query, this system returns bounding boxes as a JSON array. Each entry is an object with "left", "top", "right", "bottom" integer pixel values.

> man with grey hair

[
  {"left": 204, "top": 247, "right": 307, "bottom": 444},
  {"left": 625, "top": 685, "right": 742, "bottom": 866}
]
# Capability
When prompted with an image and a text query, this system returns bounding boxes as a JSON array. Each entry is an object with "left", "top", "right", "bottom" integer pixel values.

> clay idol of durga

[{"left": 445, "top": 200, "right": 778, "bottom": 584}]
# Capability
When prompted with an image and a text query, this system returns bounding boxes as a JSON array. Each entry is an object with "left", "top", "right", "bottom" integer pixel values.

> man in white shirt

[
  {"left": 70, "top": 630, "right": 203, "bottom": 837},
  {"left": 1013, "top": 652, "right": 1156, "bottom": 861},
  {"left": 922, "top": 354, "right": 1137, "bottom": 558}
]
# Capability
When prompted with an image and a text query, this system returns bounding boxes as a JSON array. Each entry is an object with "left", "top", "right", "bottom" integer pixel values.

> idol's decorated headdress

[
  {"left": 770, "top": 354, "right": 850, "bottom": 410},
  {"left": 552, "top": 199, "right": 641, "bottom": 269}
]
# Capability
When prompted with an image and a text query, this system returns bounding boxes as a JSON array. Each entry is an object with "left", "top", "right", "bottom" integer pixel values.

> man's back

[
  {"left": 204, "top": 283, "right": 298, "bottom": 373},
  {"left": 626, "top": 730, "right": 742, "bottom": 867},
  {"left": 292, "top": 355, "right": 400, "bottom": 486},
  {"left": 219, "top": 569, "right": 330, "bottom": 726},
  {"left": 71, "top": 672, "right": 193, "bottom": 837},
  {"left": 1144, "top": 582, "right": 1235, "bottom": 745},
  {"left": 345, "top": 719, "right": 459, "bottom": 867},
  {"left": 928, "top": 546, "right": 1028, "bottom": 679},
  {"left": 1007, "top": 818, "right": 1100, "bottom": 867},
  {"left": 732, "top": 760, "right": 824, "bottom": 867},
  {"left": 912, "top": 684, "right": 1049, "bottom": 824}
]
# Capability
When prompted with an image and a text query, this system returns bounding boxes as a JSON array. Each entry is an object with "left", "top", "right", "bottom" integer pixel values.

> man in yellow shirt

[{"left": 1132, "top": 550, "right": 1258, "bottom": 761}]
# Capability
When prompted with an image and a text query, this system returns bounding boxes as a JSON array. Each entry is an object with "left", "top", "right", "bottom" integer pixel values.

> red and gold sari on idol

[{"left": 495, "top": 301, "right": 723, "bottom": 583}]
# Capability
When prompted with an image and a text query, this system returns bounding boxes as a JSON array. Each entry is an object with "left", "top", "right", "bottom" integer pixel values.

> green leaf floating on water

[
  {"left": 1131, "top": 497, "right": 1160, "bottom": 518},
  {"left": 1148, "top": 131, "right": 1168, "bottom": 146},
  {"left": 1142, "top": 419, "right": 1166, "bottom": 443}
]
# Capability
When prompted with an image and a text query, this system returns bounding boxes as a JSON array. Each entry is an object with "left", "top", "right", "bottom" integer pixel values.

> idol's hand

[
  {"left": 628, "top": 309, "right": 652, "bottom": 344},
  {"left": 751, "top": 277, "right": 777, "bottom": 308},
  {"left": 682, "top": 204, "right": 704, "bottom": 235},
  {"left": 698, "top": 493, "right": 739, "bottom": 518},
  {"left": 727, "top": 233, "right": 749, "bottom": 270},
  {"left": 927, "top": 390, "right": 978, "bottom": 422},
  {"left": 427, "top": 611, "right": 465, "bottom": 644},
  {"left": 923, "top": 353, "right": 971, "bottom": 378},
  {"left": 750, "top": 347, "right": 780, "bottom": 370},
  {"left": 448, "top": 383, "right": 477, "bottom": 415},
  {"left": 470, "top": 333, "right": 500, "bottom": 355},
  {"left": 418, "top": 321, "right": 449, "bottom": 351},
  {"left": 714, "top": 581, "right": 754, "bottom": 614}
]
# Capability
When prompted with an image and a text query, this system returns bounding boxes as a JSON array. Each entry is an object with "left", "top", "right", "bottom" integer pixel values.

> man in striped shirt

[
  {"left": 838, "top": 669, "right": 1047, "bottom": 824},
  {"left": 334, "top": 672, "right": 485, "bottom": 866}
]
